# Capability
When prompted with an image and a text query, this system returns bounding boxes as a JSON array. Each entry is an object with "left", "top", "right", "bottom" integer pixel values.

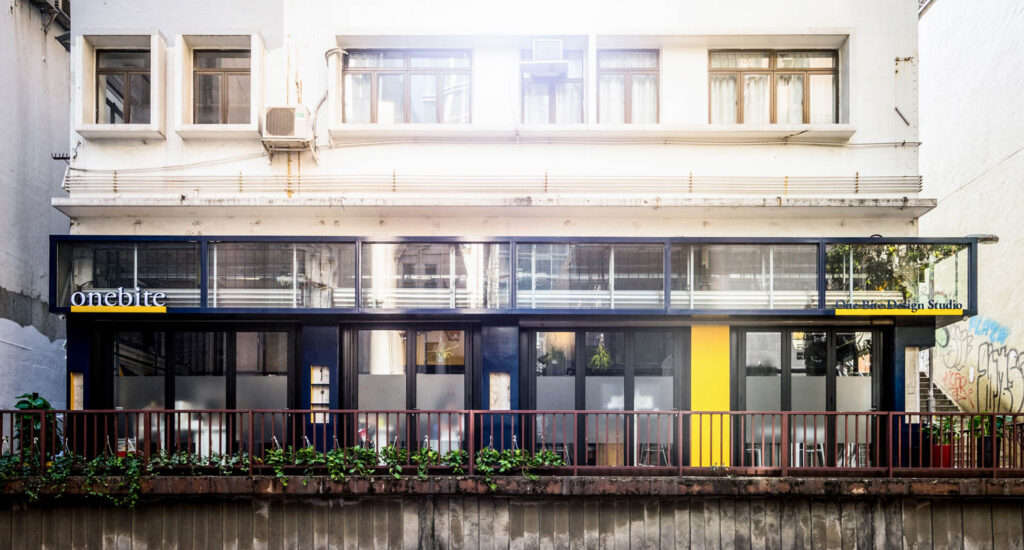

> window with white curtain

[
  {"left": 709, "top": 50, "right": 837, "bottom": 124},
  {"left": 521, "top": 50, "right": 584, "bottom": 124},
  {"left": 597, "top": 50, "right": 659, "bottom": 124},
  {"left": 342, "top": 50, "right": 471, "bottom": 124}
]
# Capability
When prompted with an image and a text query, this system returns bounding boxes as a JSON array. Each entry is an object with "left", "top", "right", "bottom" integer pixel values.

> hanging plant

[{"left": 588, "top": 344, "right": 612, "bottom": 371}]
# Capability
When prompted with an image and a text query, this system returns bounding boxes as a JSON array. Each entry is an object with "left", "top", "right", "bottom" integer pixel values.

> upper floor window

[
  {"left": 96, "top": 50, "right": 151, "bottom": 124},
  {"left": 343, "top": 50, "right": 471, "bottom": 124},
  {"left": 520, "top": 49, "right": 584, "bottom": 124},
  {"left": 193, "top": 50, "right": 251, "bottom": 124},
  {"left": 597, "top": 50, "right": 658, "bottom": 124},
  {"left": 709, "top": 50, "right": 838, "bottom": 124}
]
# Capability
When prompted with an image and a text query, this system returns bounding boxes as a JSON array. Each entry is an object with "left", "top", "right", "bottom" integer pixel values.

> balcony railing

[{"left": 6, "top": 410, "right": 1023, "bottom": 478}]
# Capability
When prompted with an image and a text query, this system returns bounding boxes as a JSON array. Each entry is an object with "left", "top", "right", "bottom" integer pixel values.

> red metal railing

[{"left": 4, "top": 410, "right": 1023, "bottom": 478}]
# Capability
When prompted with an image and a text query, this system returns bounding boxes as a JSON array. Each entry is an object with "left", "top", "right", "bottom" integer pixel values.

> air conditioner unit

[
  {"left": 262, "top": 106, "right": 317, "bottom": 162},
  {"left": 521, "top": 39, "right": 569, "bottom": 79}
]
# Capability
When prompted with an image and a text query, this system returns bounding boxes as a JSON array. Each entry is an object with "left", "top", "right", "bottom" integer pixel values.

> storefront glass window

[
  {"left": 825, "top": 243, "right": 970, "bottom": 308},
  {"left": 415, "top": 330, "right": 466, "bottom": 452},
  {"left": 113, "top": 331, "right": 166, "bottom": 410},
  {"left": 209, "top": 242, "right": 355, "bottom": 308},
  {"left": 516, "top": 244, "right": 663, "bottom": 309},
  {"left": 56, "top": 241, "right": 201, "bottom": 307},
  {"left": 361, "top": 243, "right": 509, "bottom": 309},
  {"left": 685, "top": 244, "right": 818, "bottom": 309},
  {"left": 357, "top": 330, "right": 408, "bottom": 448},
  {"left": 584, "top": 331, "right": 625, "bottom": 465},
  {"left": 172, "top": 332, "right": 228, "bottom": 455},
  {"left": 634, "top": 332, "right": 674, "bottom": 466}
]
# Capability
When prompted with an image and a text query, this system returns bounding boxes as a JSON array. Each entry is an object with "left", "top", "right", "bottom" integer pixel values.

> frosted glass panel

[
  {"left": 745, "top": 332, "right": 781, "bottom": 411},
  {"left": 358, "top": 375, "right": 406, "bottom": 409},
  {"left": 416, "top": 374, "right": 464, "bottom": 410},
  {"left": 174, "top": 376, "right": 227, "bottom": 410},
  {"left": 237, "top": 377, "right": 287, "bottom": 409},
  {"left": 791, "top": 376, "right": 826, "bottom": 411},
  {"left": 585, "top": 377, "right": 624, "bottom": 411},
  {"left": 537, "top": 378, "right": 575, "bottom": 411},
  {"left": 115, "top": 377, "right": 165, "bottom": 410}
]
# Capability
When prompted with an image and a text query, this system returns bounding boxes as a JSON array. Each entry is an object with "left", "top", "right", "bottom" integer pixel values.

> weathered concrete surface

[
  {"left": 1, "top": 489, "right": 1022, "bottom": 549},
  {"left": 10, "top": 475, "right": 1024, "bottom": 498}
]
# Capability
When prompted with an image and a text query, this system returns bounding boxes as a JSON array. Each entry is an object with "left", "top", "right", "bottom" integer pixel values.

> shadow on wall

[
  {"left": 935, "top": 316, "right": 1023, "bottom": 413},
  {"left": 0, "top": 318, "right": 66, "bottom": 409}
]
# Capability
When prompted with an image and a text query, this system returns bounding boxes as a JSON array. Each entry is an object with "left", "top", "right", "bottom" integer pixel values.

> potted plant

[
  {"left": 588, "top": 343, "right": 612, "bottom": 371},
  {"left": 925, "top": 417, "right": 958, "bottom": 468},
  {"left": 968, "top": 414, "right": 1010, "bottom": 468}
]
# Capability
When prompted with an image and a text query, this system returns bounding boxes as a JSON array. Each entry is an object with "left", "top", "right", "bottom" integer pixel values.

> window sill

[
  {"left": 176, "top": 123, "right": 261, "bottom": 140},
  {"left": 329, "top": 123, "right": 856, "bottom": 144},
  {"left": 75, "top": 124, "right": 166, "bottom": 140}
]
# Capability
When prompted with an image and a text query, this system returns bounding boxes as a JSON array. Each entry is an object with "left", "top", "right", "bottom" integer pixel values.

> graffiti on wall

[{"left": 936, "top": 317, "right": 1024, "bottom": 413}]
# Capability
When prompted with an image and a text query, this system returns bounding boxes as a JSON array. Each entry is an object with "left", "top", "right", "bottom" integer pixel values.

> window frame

[
  {"left": 98, "top": 323, "right": 297, "bottom": 410},
  {"left": 347, "top": 323, "right": 478, "bottom": 410},
  {"left": 95, "top": 49, "right": 152, "bottom": 124},
  {"left": 708, "top": 49, "right": 839, "bottom": 124},
  {"left": 732, "top": 326, "right": 880, "bottom": 413},
  {"left": 596, "top": 49, "right": 660, "bottom": 124},
  {"left": 192, "top": 49, "right": 252, "bottom": 125},
  {"left": 520, "top": 49, "right": 585, "bottom": 124},
  {"left": 341, "top": 49, "right": 472, "bottom": 124}
]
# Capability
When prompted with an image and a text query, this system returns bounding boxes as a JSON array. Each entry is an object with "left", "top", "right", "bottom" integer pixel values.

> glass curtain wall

[
  {"left": 209, "top": 242, "right": 355, "bottom": 308},
  {"left": 825, "top": 243, "right": 970, "bottom": 308},
  {"left": 57, "top": 241, "right": 201, "bottom": 307}
]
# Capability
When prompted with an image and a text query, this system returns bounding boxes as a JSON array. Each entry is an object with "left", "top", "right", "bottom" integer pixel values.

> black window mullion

[
  {"left": 406, "top": 325, "right": 416, "bottom": 410},
  {"left": 226, "top": 330, "right": 237, "bottom": 409},
  {"left": 781, "top": 329, "right": 792, "bottom": 411}
]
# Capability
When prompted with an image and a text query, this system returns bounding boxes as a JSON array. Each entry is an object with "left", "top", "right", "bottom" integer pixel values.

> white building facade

[
  {"left": 52, "top": 0, "right": 978, "bottom": 464},
  {"left": 919, "top": 0, "right": 1024, "bottom": 413},
  {"left": 0, "top": 0, "right": 69, "bottom": 408}
]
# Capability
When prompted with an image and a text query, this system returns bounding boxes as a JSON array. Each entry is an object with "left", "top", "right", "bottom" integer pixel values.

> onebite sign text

[{"left": 70, "top": 286, "right": 167, "bottom": 313}]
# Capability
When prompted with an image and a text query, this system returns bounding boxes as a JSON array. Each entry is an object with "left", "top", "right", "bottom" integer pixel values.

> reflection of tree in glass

[{"left": 825, "top": 244, "right": 961, "bottom": 301}]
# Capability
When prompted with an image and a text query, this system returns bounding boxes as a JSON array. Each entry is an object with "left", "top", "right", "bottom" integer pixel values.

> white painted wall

[
  {"left": 0, "top": 0, "right": 70, "bottom": 408},
  {"left": 63, "top": 0, "right": 921, "bottom": 233},
  {"left": 919, "top": 1, "right": 1024, "bottom": 413}
]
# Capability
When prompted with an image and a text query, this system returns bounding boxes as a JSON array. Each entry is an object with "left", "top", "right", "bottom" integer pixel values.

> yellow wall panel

[{"left": 690, "top": 325, "right": 731, "bottom": 466}]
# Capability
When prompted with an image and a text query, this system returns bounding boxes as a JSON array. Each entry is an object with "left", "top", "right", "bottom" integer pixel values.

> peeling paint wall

[
  {"left": 920, "top": 2, "right": 1024, "bottom": 412},
  {"left": 0, "top": 1, "right": 70, "bottom": 407}
]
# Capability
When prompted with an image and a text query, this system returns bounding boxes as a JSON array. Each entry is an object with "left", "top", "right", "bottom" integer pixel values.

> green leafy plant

[
  {"left": 441, "top": 449, "right": 468, "bottom": 475},
  {"left": 588, "top": 344, "right": 612, "bottom": 371},
  {"left": 325, "top": 447, "right": 348, "bottom": 481},
  {"left": 968, "top": 415, "right": 1011, "bottom": 438},
  {"left": 13, "top": 393, "right": 61, "bottom": 459},
  {"left": 346, "top": 446, "right": 378, "bottom": 478},
  {"left": 410, "top": 446, "right": 440, "bottom": 480},
  {"left": 82, "top": 453, "right": 146, "bottom": 508},
  {"left": 379, "top": 445, "right": 408, "bottom": 479},
  {"left": 261, "top": 446, "right": 291, "bottom": 486},
  {"left": 294, "top": 446, "right": 326, "bottom": 484},
  {"left": 925, "top": 417, "right": 961, "bottom": 444}
]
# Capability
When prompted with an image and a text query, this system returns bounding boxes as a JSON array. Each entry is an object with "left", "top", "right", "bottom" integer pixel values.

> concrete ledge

[{"left": 9, "top": 476, "right": 1024, "bottom": 499}]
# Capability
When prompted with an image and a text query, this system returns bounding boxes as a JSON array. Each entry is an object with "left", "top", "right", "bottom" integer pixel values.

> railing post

[
  {"left": 248, "top": 411, "right": 255, "bottom": 477},
  {"left": 887, "top": 412, "right": 894, "bottom": 478},
  {"left": 39, "top": 410, "right": 47, "bottom": 471},
  {"left": 991, "top": 411, "right": 998, "bottom": 478},
  {"left": 677, "top": 411, "right": 684, "bottom": 475},
  {"left": 780, "top": 412, "right": 789, "bottom": 477},
  {"left": 467, "top": 410, "right": 475, "bottom": 476}
]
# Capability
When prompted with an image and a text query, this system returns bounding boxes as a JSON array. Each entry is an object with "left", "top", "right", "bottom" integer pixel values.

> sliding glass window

[
  {"left": 824, "top": 243, "right": 969, "bottom": 308},
  {"left": 209, "top": 242, "right": 355, "bottom": 308},
  {"left": 56, "top": 241, "right": 201, "bottom": 307},
  {"left": 671, "top": 244, "right": 817, "bottom": 309},
  {"left": 516, "top": 243, "right": 663, "bottom": 309},
  {"left": 361, "top": 243, "right": 509, "bottom": 309}
]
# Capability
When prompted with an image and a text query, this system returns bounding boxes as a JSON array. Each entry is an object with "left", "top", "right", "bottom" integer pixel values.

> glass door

[
  {"left": 528, "top": 328, "right": 684, "bottom": 467},
  {"left": 353, "top": 326, "right": 472, "bottom": 452},
  {"left": 737, "top": 328, "right": 878, "bottom": 467}
]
